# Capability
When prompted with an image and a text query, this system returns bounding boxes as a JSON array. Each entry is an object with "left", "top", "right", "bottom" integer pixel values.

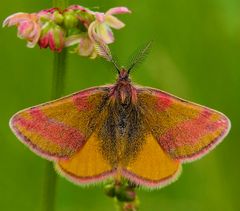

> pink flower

[
  {"left": 65, "top": 34, "right": 97, "bottom": 58},
  {"left": 65, "top": 6, "right": 131, "bottom": 58},
  {"left": 3, "top": 13, "right": 41, "bottom": 48},
  {"left": 39, "top": 24, "right": 65, "bottom": 52},
  {"left": 89, "top": 7, "right": 131, "bottom": 44}
]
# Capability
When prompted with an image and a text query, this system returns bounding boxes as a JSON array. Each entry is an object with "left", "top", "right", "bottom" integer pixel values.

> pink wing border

[
  {"left": 55, "top": 164, "right": 117, "bottom": 186},
  {"left": 122, "top": 166, "right": 182, "bottom": 189},
  {"left": 55, "top": 164, "right": 182, "bottom": 189},
  {"left": 9, "top": 118, "right": 63, "bottom": 161}
]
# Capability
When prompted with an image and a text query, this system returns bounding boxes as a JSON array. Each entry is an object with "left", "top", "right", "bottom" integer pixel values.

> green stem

[
  {"left": 42, "top": 50, "right": 67, "bottom": 211},
  {"left": 42, "top": 1, "right": 68, "bottom": 211},
  {"left": 42, "top": 161, "right": 57, "bottom": 211},
  {"left": 52, "top": 50, "right": 67, "bottom": 98}
]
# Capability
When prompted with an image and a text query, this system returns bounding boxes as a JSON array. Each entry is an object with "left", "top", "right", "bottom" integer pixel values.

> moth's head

[{"left": 119, "top": 67, "right": 129, "bottom": 81}]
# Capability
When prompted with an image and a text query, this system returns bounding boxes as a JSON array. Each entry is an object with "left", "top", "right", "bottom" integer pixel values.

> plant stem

[
  {"left": 42, "top": 161, "right": 57, "bottom": 211},
  {"left": 42, "top": 50, "right": 68, "bottom": 211},
  {"left": 42, "top": 1, "right": 68, "bottom": 211},
  {"left": 52, "top": 50, "right": 67, "bottom": 98}
]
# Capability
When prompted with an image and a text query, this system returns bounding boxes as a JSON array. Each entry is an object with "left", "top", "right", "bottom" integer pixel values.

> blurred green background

[{"left": 0, "top": 0, "right": 239, "bottom": 210}]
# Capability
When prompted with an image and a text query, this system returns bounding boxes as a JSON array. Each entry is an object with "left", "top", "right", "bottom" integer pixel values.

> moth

[{"left": 10, "top": 42, "right": 230, "bottom": 188}]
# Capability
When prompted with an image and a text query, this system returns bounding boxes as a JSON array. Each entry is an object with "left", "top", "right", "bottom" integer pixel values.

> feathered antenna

[
  {"left": 95, "top": 42, "right": 120, "bottom": 73},
  {"left": 90, "top": 23, "right": 120, "bottom": 73},
  {"left": 127, "top": 41, "right": 152, "bottom": 74},
  {"left": 95, "top": 41, "right": 120, "bottom": 73}
]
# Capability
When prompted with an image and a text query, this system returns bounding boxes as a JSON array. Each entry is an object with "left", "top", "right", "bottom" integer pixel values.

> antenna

[
  {"left": 95, "top": 42, "right": 120, "bottom": 74},
  {"left": 89, "top": 24, "right": 120, "bottom": 73},
  {"left": 127, "top": 41, "right": 152, "bottom": 74}
]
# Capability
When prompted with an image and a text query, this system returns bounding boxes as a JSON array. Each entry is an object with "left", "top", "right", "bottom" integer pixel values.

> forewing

[
  {"left": 10, "top": 86, "right": 110, "bottom": 160},
  {"left": 137, "top": 87, "right": 230, "bottom": 162}
]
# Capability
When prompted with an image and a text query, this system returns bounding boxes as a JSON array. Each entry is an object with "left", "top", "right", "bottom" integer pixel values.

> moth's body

[
  {"left": 97, "top": 69, "right": 144, "bottom": 168},
  {"left": 10, "top": 67, "right": 230, "bottom": 188}
]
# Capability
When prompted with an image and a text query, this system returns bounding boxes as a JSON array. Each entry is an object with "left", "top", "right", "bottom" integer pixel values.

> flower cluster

[{"left": 3, "top": 5, "right": 131, "bottom": 58}]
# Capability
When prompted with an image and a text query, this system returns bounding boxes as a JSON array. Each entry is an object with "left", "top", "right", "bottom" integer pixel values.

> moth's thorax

[{"left": 110, "top": 69, "right": 137, "bottom": 104}]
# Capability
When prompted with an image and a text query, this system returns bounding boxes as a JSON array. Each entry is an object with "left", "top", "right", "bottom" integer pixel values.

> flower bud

[
  {"left": 39, "top": 22, "right": 65, "bottom": 52},
  {"left": 53, "top": 11, "right": 64, "bottom": 25},
  {"left": 115, "top": 185, "right": 136, "bottom": 202},
  {"left": 63, "top": 11, "right": 79, "bottom": 28},
  {"left": 104, "top": 183, "right": 116, "bottom": 197}
]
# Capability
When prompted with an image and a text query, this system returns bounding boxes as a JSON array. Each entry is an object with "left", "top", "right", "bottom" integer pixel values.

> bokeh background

[{"left": 0, "top": 0, "right": 240, "bottom": 210}]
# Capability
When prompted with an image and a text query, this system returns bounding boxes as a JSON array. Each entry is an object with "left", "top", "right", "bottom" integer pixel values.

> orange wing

[
  {"left": 10, "top": 86, "right": 110, "bottom": 160},
  {"left": 137, "top": 87, "right": 231, "bottom": 162},
  {"left": 123, "top": 133, "right": 181, "bottom": 188},
  {"left": 56, "top": 132, "right": 117, "bottom": 184}
]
